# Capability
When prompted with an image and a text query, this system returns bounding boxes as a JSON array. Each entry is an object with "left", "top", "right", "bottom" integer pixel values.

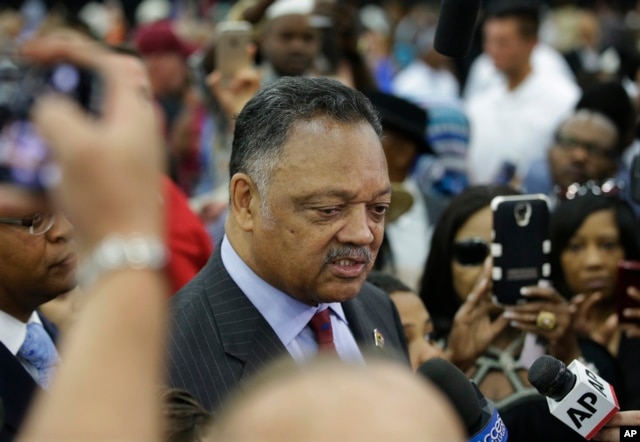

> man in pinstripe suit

[{"left": 168, "top": 76, "right": 410, "bottom": 414}]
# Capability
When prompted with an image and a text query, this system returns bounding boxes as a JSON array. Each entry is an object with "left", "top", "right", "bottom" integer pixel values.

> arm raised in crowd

[
  {"left": 18, "top": 36, "right": 169, "bottom": 441},
  {"left": 445, "top": 258, "right": 510, "bottom": 372}
]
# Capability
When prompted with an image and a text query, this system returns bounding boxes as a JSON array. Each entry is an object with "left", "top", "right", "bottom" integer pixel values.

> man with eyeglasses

[
  {"left": 523, "top": 81, "right": 639, "bottom": 214},
  {"left": 0, "top": 184, "right": 76, "bottom": 439}
]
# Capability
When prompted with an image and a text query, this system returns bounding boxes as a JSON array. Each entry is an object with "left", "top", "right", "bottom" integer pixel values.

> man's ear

[{"left": 229, "top": 173, "right": 257, "bottom": 232}]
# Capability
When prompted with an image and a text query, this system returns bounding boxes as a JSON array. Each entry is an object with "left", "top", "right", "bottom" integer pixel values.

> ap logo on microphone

[
  {"left": 622, "top": 426, "right": 640, "bottom": 440},
  {"left": 546, "top": 359, "right": 619, "bottom": 440}
]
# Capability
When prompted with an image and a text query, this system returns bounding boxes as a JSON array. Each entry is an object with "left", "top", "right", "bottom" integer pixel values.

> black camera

[{"left": 0, "top": 56, "right": 102, "bottom": 190}]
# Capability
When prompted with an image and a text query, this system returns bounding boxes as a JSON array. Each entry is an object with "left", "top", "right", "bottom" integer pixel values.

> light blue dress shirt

[{"left": 220, "top": 236, "right": 365, "bottom": 363}]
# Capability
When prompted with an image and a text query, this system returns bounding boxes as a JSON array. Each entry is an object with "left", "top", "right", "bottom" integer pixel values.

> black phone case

[{"left": 491, "top": 194, "right": 551, "bottom": 305}]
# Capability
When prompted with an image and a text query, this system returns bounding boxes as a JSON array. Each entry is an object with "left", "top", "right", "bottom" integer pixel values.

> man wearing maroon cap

[
  {"left": 133, "top": 20, "right": 199, "bottom": 146},
  {"left": 133, "top": 20, "right": 195, "bottom": 100},
  {"left": 132, "top": 20, "right": 202, "bottom": 195}
]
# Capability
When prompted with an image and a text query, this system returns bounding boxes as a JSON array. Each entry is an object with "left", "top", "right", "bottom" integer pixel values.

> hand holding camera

[{"left": 18, "top": 36, "right": 165, "bottom": 251}]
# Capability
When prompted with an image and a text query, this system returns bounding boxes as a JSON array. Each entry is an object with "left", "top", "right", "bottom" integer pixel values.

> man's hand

[{"left": 23, "top": 36, "right": 165, "bottom": 252}]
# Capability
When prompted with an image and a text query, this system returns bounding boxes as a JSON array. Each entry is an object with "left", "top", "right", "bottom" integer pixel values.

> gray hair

[{"left": 230, "top": 77, "right": 382, "bottom": 205}]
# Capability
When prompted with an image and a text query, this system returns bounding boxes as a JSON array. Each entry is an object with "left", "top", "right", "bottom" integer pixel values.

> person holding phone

[
  {"left": 419, "top": 184, "right": 585, "bottom": 442},
  {"left": 549, "top": 191, "right": 640, "bottom": 410}
]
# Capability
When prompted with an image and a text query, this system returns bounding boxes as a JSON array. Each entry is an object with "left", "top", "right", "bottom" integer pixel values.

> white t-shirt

[
  {"left": 464, "top": 69, "right": 579, "bottom": 184},
  {"left": 463, "top": 43, "right": 575, "bottom": 101}
]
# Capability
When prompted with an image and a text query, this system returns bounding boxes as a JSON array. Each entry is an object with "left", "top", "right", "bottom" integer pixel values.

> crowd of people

[{"left": 3, "top": 0, "right": 640, "bottom": 441}]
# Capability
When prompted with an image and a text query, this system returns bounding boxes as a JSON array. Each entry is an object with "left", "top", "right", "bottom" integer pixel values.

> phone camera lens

[
  {"left": 52, "top": 64, "right": 80, "bottom": 94},
  {"left": 514, "top": 203, "right": 532, "bottom": 226}
]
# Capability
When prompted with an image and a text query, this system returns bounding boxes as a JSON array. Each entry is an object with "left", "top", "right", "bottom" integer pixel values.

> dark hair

[
  {"left": 419, "top": 185, "right": 520, "bottom": 339},
  {"left": 550, "top": 194, "right": 640, "bottom": 299},
  {"left": 486, "top": 2, "right": 540, "bottom": 39},
  {"left": 161, "top": 388, "right": 212, "bottom": 442},
  {"left": 230, "top": 76, "right": 382, "bottom": 198},
  {"left": 367, "top": 271, "right": 413, "bottom": 295}
]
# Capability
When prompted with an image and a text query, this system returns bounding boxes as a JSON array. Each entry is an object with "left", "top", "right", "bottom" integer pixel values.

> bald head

[{"left": 210, "top": 357, "right": 465, "bottom": 441}]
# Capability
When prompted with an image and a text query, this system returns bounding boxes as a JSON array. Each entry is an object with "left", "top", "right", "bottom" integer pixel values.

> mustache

[{"left": 325, "top": 246, "right": 372, "bottom": 264}]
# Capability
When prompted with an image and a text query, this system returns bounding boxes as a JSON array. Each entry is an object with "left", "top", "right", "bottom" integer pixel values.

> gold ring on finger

[{"left": 536, "top": 310, "right": 557, "bottom": 331}]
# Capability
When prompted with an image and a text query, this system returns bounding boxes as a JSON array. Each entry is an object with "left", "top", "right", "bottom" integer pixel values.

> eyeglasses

[
  {"left": 0, "top": 211, "right": 56, "bottom": 235},
  {"left": 453, "top": 238, "right": 490, "bottom": 266},
  {"left": 557, "top": 179, "right": 624, "bottom": 201},
  {"left": 554, "top": 135, "right": 617, "bottom": 159}
]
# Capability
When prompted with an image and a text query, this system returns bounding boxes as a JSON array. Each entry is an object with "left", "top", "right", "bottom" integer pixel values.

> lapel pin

[{"left": 373, "top": 328, "right": 385, "bottom": 349}]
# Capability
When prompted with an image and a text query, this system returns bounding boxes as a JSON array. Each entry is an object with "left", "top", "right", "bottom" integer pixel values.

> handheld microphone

[
  {"left": 418, "top": 358, "right": 508, "bottom": 442},
  {"left": 433, "top": 0, "right": 482, "bottom": 58},
  {"left": 528, "top": 355, "right": 619, "bottom": 440}
]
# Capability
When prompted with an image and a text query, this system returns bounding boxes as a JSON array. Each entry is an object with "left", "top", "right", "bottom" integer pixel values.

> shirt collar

[
  {"left": 220, "top": 236, "right": 348, "bottom": 346},
  {"left": 0, "top": 310, "right": 41, "bottom": 355}
]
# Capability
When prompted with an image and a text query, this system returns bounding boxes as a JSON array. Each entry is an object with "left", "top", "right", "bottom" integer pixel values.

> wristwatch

[{"left": 78, "top": 233, "right": 167, "bottom": 288}]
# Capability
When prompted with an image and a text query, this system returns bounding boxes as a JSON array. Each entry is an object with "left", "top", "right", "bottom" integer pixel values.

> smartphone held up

[
  {"left": 491, "top": 194, "right": 551, "bottom": 305},
  {"left": 214, "top": 20, "right": 253, "bottom": 86}
]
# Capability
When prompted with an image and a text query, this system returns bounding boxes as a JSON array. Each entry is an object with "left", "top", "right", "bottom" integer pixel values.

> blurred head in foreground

[{"left": 210, "top": 356, "right": 465, "bottom": 441}]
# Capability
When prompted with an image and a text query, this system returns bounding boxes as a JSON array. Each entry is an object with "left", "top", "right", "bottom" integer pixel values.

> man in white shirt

[
  {"left": 0, "top": 185, "right": 76, "bottom": 439},
  {"left": 464, "top": 2, "right": 579, "bottom": 185}
]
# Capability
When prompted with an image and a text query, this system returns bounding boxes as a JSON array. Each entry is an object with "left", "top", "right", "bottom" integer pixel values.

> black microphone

[
  {"left": 528, "top": 355, "right": 619, "bottom": 440},
  {"left": 433, "top": 0, "right": 482, "bottom": 58},
  {"left": 418, "top": 358, "right": 508, "bottom": 442}
]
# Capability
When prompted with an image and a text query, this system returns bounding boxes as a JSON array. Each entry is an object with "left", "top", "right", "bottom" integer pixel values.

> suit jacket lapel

[
  {"left": 343, "top": 283, "right": 409, "bottom": 364},
  {"left": 205, "top": 250, "right": 288, "bottom": 380},
  {"left": 342, "top": 296, "right": 376, "bottom": 349}
]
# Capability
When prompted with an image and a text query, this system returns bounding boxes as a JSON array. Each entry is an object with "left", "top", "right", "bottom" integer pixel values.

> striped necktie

[{"left": 309, "top": 309, "right": 336, "bottom": 353}]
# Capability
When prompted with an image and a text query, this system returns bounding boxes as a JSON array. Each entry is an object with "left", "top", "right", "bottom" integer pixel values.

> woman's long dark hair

[
  {"left": 550, "top": 194, "right": 640, "bottom": 299},
  {"left": 419, "top": 185, "right": 519, "bottom": 339}
]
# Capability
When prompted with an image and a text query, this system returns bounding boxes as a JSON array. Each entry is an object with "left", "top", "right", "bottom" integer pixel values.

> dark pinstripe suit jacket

[
  {"left": 167, "top": 247, "right": 409, "bottom": 414},
  {"left": 0, "top": 314, "right": 57, "bottom": 442}
]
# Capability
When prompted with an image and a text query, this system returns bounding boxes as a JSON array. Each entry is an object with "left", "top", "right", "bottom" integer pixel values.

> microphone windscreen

[
  {"left": 528, "top": 355, "right": 576, "bottom": 401},
  {"left": 417, "top": 358, "right": 481, "bottom": 434},
  {"left": 433, "top": 0, "right": 482, "bottom": 57}
]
